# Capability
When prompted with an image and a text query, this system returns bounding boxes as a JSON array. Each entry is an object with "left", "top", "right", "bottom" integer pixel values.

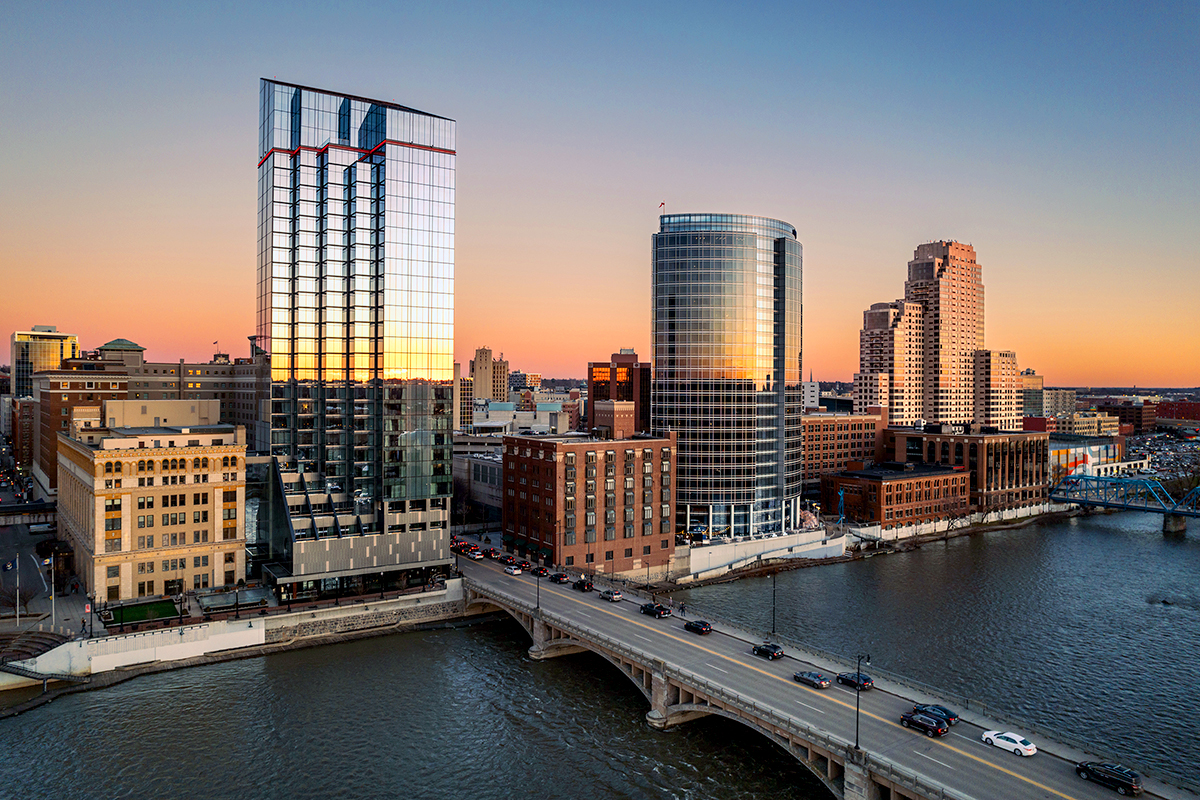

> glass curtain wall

[
  {"left": 652, "top": 214, "right": 803, "bottom": 537},
  {"left": 256, "top": 80, "right": 455, "bottom": 543}
]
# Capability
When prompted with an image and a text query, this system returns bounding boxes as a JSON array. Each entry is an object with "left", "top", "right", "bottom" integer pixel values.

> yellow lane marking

[{"left": 478, "top": 564, "right": 1087, "bottom": 800}]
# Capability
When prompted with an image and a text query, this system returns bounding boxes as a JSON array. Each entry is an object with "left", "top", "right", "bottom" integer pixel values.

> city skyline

[{"left": 1, "top": 2, "right": 1197, "bottom": 385}]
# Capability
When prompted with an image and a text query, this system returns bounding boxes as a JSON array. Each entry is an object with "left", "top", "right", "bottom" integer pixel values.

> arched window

[
  {"left": 230, "top": 456, "right": 237, "bottom": 469},
  {"left": 104, "top": 462, "right": 113, "bottom": 474},
  {"left": 201, "top": 457, "right": 208, "bottom": 469},
  {"left": 170, "top": 459, "right": 178, "bottom": 470},
  {"left": 114, "top": 462, "right": 122, "bottom": 474},
  {"left": 193, "top": 458, "right": 201, "bottom": 469},
  {"left": 138, "top": 460, "right": 146, "bottom": 472},
  {"left": 161, "top": 460, "right": 170, "bottom": 471},
  {"left": 222, "top": 456, "right": 229, "bottom": 468},
  {"left": 147, "top": 460, "right": 154, "bottom": 472}
]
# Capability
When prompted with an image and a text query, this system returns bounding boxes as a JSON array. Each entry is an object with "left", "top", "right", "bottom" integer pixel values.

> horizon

[{"left": 1, "top": 2, "right": 1196, "bottom": 385}]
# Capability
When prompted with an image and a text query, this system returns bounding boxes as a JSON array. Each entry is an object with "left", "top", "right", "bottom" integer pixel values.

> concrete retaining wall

[{"left": 680, "top": 529, "right": 844, "bottom": 583}]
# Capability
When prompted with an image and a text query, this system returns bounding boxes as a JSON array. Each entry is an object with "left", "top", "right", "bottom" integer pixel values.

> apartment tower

[
  {"left": 651, "top": 214, "right": 803, "bottom": 537},
  {"left": 255, "top": 79, "right": 455, "bottom": 595}
]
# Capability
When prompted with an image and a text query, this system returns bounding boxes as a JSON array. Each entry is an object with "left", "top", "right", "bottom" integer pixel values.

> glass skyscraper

[
  {"left": 651, "top": 214, "right": 803, "bottom": 538},
  {"left": 255, "top": 79, "right": 455, "bottom": 595}
]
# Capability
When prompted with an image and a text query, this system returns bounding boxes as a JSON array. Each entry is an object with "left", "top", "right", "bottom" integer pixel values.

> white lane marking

[
  {"left": 952, "top": 732, "right": 982, "bottom": 744},
  {"left": 28, "top": 553, "right": 48, "bottom": 591},
  {"left": 914, "top": 751, "right": 956, "bottom": 770},
  {"left": 706, "top": 663, "right": 729, "bottom": 674},
  {"left": 633, "top": 633, "right": 652, "bottom": 642},
  {"left": 794, "top": 699, "right": 826, "bottom": 714}
]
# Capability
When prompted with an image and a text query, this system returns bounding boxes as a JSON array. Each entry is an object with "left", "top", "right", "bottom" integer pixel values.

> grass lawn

[{"left": 102, "top": 599, "right": 178, "bottom": 625}]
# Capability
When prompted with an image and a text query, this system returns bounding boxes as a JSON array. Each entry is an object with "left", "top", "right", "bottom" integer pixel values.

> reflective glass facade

[
  {"left": 256, "top": 80, "right": 455, "bottom": 581},
  {"left": 11, "top": 329, "right": 78, "bottom": 398},
  {"left": 652, "top": 214, "right": 803, "bottom": 537}
]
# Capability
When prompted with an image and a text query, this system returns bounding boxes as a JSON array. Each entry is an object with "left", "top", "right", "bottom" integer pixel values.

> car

[
  {"left": 549, "top": 572, "right": 570, "bottom": 584},
  {"left": 467, "top": 551, "right": 484, "bottom": 559},
  {"left": 482, "top": 548, "right": 500, "bottom": 558},
  {"left": 639, "top": 602, "right": 671, "bottom": 618},
  {"left": 517, "top": 560, "right": 533, "bottom": 571},
  {"left": 1075, "top": 762, "right": 1143, "bottom": 796},
  {"left": 900, "top": 711, "right": 949, "bottom": 737},
  {"left": 598, "top": 589, "right": 623, "bottom": 602},
  {"left": 836, "top": 672, "right": 874, "bottom": 690},
  {"left": 573, "top": 578, "right": 594, "bottom": 592},
  {"left": 684, "top": 619, "right": 713, "bottom": 635},
  {"left": 912, "top": 703, "right": 960, "bottom": 725},
  {"left": 503, "top": 565, "right": 522, "bottom": 575},
  {"left": 497, "top": 555, "right": 517, "bottom": 566},
  {"left": 529, "top": 566, "right": 549, "bottom": 577},
  {"left": 793, "top": 671, "right": 830, "bottom": 688},
  {"left": 981, "top": 731, "right": 1037, "bottom": 756},
  {"left": 752, "top": 643, "right": 784, "bottom": 660}
]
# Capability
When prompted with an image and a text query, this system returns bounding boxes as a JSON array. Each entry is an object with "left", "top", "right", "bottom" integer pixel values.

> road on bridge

[{"left": 462, "top": 558, "right": 1172, "bottom": 800}]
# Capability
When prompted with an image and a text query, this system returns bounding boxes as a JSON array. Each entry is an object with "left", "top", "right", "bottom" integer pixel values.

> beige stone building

[
  {"left": 1060, "top": 411, "right": 1120, "bottom": 437},
  {"left": 57, "top": 399, "right": 246, "bottom": 602},
  {"left": 469, "top": 346, "right": 509, "bottom": 402}
]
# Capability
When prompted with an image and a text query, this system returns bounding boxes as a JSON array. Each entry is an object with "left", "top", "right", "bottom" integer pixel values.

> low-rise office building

[
  {"left": 821, "top": 461, "right": 969, "bottom": 527},
  {"left": 879, "top": 423, "right": 1050, "bottom": 513},
  {"left": 56, "top": 400, "right": 246, "bottom": 602},
  {"left": 1096, "top": 402, "right": 1157, "bottom": 435},
  {"left": 801, "top": 409, "right": 886, "bottom": 493},
  {"left": 502, "top": 432, "right": 676, "bottom": 578}
]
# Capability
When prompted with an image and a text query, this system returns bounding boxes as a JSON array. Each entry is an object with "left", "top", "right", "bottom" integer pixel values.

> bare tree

[{"left": 0, "top": 582, "right": 40, "bottom": 614}]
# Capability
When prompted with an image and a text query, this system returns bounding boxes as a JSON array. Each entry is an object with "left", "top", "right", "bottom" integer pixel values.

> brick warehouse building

[
  {"left": 821, "top": 461, "right": 969, "bottom": 527},
  {"left": 502, "top": 432, "right": 677, "bottom": 580}
]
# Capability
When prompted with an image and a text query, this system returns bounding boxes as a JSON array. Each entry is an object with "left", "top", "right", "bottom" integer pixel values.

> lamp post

[
  {"left": 854, "top": 653, "right": 871, "bottom": 750},
  {"left": 535, "top": 569, "right": 542, "bottom": 612},
  {"left": 771, "top": 571, "right": 777, "bottom": 636}
]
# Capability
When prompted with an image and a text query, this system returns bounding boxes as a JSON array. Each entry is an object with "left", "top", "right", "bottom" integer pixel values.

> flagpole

[
  {"left": 15, "top": 558, "right": 20, "bottom": 627},
  {"left": 51, "top": 552, "right": 56, "bottom": 629}
]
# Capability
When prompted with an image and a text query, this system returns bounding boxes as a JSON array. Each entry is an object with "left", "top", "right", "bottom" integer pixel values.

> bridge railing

[{"left": 467, "top": 579, "right": 968, "bottom": 800}]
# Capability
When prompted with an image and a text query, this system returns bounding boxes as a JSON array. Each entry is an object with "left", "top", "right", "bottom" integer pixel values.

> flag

[
  {"left": 2, "top": 559, "right": 14, "bottom": 571},
  {"left": 658, "top": 202, "right": 665, "bottom": 208},
  {"left": 42, "top": 557, "right": 52, "bottom": 566},
  {"left": 213, "top": 341, "right": 218, "bottom": 345}
]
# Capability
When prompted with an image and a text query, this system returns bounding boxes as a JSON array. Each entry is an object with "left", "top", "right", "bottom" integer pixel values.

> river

[{"left": 1, "top": 511, "right": 1197, "bottom": 798}]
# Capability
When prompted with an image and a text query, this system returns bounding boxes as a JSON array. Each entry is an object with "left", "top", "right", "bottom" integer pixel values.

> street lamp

[
  {"left": 854, "top": 653, "right": 871, "bottom": 750},
  {"left": 535, "top": 569, "right": 542, "bottom": 612},
  {"left": 771, "top": 571, "right": 777, "bottom": 636}
]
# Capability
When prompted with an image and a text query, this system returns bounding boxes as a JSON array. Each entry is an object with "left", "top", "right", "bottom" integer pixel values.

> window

[
  {"left": 604, "top": 550, "right": 613, "bottom": 561},
  {"left": 643, "top": 545, "right": 651, "bottom": 555},
  {"left": 224, "top": 552, "right": 235, "bottom": 564},
  {"left": 624, "top": 547, "right": 633, "bottom": 558},
  {"left": 661, "top": 539, "right": 669, "bottom": 549},
  {"left": 106, "top": 566, "right": 120, "bottom": 579}
]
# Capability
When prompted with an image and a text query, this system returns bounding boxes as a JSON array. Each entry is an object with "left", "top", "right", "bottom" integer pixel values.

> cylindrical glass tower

[{"left": 651, "top": 214, "right": 803, "bottom": 537}]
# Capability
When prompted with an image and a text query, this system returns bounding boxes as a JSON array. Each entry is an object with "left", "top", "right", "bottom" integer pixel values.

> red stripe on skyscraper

[{"left": 257, "top": 139, "right": 456, "bottom": 168}]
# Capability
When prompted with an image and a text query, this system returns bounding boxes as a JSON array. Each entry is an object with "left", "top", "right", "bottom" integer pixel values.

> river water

[{"left": 1, "top": 511, "right": 1197, "bottom": 798}]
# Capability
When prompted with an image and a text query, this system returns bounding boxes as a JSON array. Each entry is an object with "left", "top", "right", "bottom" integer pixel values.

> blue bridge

[{"left": 1049, "top": 475, "right": 1200, "bottom": 532}]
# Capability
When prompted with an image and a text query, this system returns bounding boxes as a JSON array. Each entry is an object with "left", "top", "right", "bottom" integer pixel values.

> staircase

[{"left": 0, "top": 631, "right": 90, "bottom": 684}]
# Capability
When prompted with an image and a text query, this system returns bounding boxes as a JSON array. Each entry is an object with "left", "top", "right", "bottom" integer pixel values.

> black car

[
  {"left": 497, "top": 555, "right": 517, "bottom": 566},
  {"left": 482, "top": 548, "right": 501, "bottom": 558},
  {"left": 517, "top": 560, "right": 533, "bottom": 571},
  {"left": 836, "top": 672, "right": 874, "bottom": 690},
  {"left": 549, "top": 572, "right": 570, "bottom": 584},
  {"left": 752, "top": 643, "right": 784, "bottom": 660},
  {"left": 900, "top": 711, "right": 949, "bottom": 737},
  {"left": 573, "top": 578, "right": 594, "bottom": 592},
  {"left": 1075, "top": 762, "right": 1143, "bottom": 796},
  {"left": 530, "top": 566, "right": 549, "bottom": 577},
  {"left": 684, "top": 619, "right": 712, "bottom": 634},
  {"left": 793, "top": 671, "right": 831, "bottom": 689},
  {"left": 639, "top": 602, "right": 671, "bottom": 618},
  {"left": 912, "top": 703, "right": 959, "bottom": 726}
]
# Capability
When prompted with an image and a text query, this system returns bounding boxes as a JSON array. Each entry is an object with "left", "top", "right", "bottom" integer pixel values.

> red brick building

[
  {"left": 1157, "top": 401, "right": 1200, "bottom": 422},
  {"left": 31, "top": 365, "right": 129, "bottom": 499},
  {"left": 802, "top": 408, "right": 886, "bottom": 492},
  {"left": 587, "top": 350, "right": 651, "bottom": 434},
  {"left": 502, "top": 432, "right": 676, "bottom": 578},
  {"left": 12, "top": 397, "right": 37, "bottom": 471},
  {"left": 821, "top": 461, "right": 969, "bottom": 527},
  {"left": 1096, "top": 402, "right": 1157, "bottom": 434}
]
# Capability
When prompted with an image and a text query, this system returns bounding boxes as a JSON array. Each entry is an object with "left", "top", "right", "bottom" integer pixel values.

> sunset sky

[{"left": 2, "top": 2, "right": 1196, "bottom": 387}]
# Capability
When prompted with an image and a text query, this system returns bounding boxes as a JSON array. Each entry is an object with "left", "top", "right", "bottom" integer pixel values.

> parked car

[
  {"left": 752, "top": 643, "right": 784, "bottom": 660},
  {"left": 793, "top": 671, "right": 830, "bottom": 688},
  {"left": 684, "top": 619, "right": 712, "bottom": 635},
  {"left": 573, "top": 578, "right": 594, "bottom": 592},
  {"left": 981, "top": 731, "right": 1037, "bottom": 756},
  {"left": 639, "top": 602, "right": 671, "bottom": 618},
  {"left": 912, "top": 703, "right": 959, "bottom": 726},
  {"left": 836, "top": 672, "right": 874, "bottom": 690},
  {"left": 549, "top": 572, "right": 570, "bottom": 584},
  {"left": 900, "top": 711, "right": 949, "bottom": 737},
  {"left": 530, "top": 566, "right": 549, "bottom": 577},
  {"left": 1075, "top": 762, "right": 1143, "bottom": 796},
  {"left": 598, "top": 589, "right": 623, "bottom": 602},
  {"left": 503, "top": 565, "right": 522, "bottom": 575}
]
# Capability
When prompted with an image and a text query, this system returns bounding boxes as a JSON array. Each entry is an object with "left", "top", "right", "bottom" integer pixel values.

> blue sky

[{"left": 1, "top": 1, "right": 1196, "bottom": 384}]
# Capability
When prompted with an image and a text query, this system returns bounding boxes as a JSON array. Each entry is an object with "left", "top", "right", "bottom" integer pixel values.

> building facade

[
  {"left": 880, "top": 424, "right": 1050, "bottom": 513},
  {"left": 254, "top": 79, "right": 456, "bottom": 596},
  {"left": 1097, "top": 402, "right": 1157, "bottom": 434},
  {"left": 587, "top": 349, "right": 651, "bottom": 434},
  {"left": 470, "top": 346, "right": 509, "bottom": 402},
  {"left": 801, "top": 409, "right": 886, "bottom": 493},
  {"left": 56, "top": 400, "right": 246, "bottom": 602},
  {"left": 1043, "top": 389, "right": 1077, "bottom": 418},
  {"left": 1060, "top": 411, "right": 1120, "bottom": 437},
  {"left": 1020, "top": 369, "right": 1044, "bottom": 416},
  {"left": 853, "top": 242, "right": 1021, "bottom": 430},
  {"left": 10, "top": 326, "right": 78, "bottom": 398},
  {"left": 651, "top": 214, "right": 803, "bottom": 537},
  {"left": 502, "top": 433, "right": 676, "bottom": 578},
  {"left": 821, "top": 462, "right": 969, "bottom": 527}
]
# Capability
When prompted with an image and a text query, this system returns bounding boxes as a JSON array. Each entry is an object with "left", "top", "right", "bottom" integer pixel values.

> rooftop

[{"left": 839, "top": 462, "right": 965, "bottom": 481}]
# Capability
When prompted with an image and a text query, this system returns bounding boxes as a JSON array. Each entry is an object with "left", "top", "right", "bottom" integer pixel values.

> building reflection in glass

[
  {"left": 253, "top": 80, "right": 455, "bottom": 596},
  {"left": 652, "top": 214, "right": 803, "bottom": 538}
]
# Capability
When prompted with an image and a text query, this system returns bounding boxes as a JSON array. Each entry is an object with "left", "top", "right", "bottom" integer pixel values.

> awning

[
  {"left": 501, "top": 534, "right": 514, "bottom": 543},
  {"left": 539, "top": 547, "right": 552, "bottom": 556}
]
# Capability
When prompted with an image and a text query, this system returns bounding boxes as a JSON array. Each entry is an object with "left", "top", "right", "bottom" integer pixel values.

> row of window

[{"left": 561, "top": 541, "right": 669, "bottom": 566}]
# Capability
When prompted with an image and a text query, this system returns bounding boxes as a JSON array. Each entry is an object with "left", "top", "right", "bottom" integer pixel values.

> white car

[
  {"left": 503, "top": 565, "right": 522, "bottom": 575},
  {"left": 468, "top": 551, "right": 484, "bottom": 560},
  {"left": 981, "top": 731, "right": 1037, "bottom": 756}
]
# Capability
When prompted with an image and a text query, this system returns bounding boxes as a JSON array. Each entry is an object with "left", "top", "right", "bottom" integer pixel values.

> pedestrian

[{"left": 680, "top": 603, "right": 687, "bottom": 617}]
